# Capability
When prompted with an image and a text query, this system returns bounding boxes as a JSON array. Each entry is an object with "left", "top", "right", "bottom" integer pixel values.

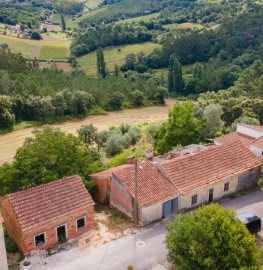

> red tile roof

[
  {"left": 161, "top": 141, "right": 261, "bottom": 194},
  {"left": 251, "top": 137, "right": 263, "bottom": 149},
  {"left": 240, "top": 124, "right": 263, "bottom": 132},
  {"left": 90, "top": 164, "right": 133, "bottom": 178},
  {"left": 3, "top": 175, "right": 94, "bottom": 232},
  {"left": 0, "top": 214, "right": 4, "bottom": 225},
  {"left": 214, "top": 132, "right": 255, "bottom": 148},
  {"left": 113, "top": 161, "right": 180, "bottom": 208}
]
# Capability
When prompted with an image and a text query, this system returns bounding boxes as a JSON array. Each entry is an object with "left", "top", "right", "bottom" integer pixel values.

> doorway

[
  {"left": 56, "top": 225, "right": 67, "bottom": 243},
  {"left": 208, "top": 189, "right": 214, "bottom": 202}
]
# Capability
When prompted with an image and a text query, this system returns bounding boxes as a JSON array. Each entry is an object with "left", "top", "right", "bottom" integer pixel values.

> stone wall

[
  {"left": 236, "top": 166, "right": 261, "bottom": 192},
  {"left": 140, "top": 204, "right": 162, "bottom": 226}
]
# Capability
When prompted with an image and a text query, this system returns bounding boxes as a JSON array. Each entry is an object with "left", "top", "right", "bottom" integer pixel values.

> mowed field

[
  {"left": 39, "top": 40, "right": 69, "bottom": 59},
  {"left": 0, "top": 34, "right": 41, "bottom": 57},
  {"left": 0, "top": 31, "right": 70, "bottom": 60},
  {"left": 78, "top": 42, "right": 162, "bottom": 75},
  {"left": 0, "top": 99, "right": 176, "bottom": 165}
]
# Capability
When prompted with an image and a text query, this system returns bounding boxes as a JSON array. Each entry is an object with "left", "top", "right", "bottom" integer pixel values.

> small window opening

[
  {"left": 191, "top": 195, "right": 198, "bottom": 205},
  {"left": 224, "top": 182, "right": 230, "bottom": 192},
  {"left": 76, "top": 217, "right": 86, "bottom": 230},
  {"left": 34, "top": 233, "right": 46, "bottom": 247}
]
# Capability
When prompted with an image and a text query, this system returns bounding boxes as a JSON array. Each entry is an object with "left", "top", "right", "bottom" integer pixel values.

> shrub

[
  {"left": 128, "top": 127, "right": 141, "bottom": 145},
  {"left": 104, "top": 133, "right": 125, "bottom": 157},
  {"left": 31, "top": 31, "right": 42, "bottom": 40},
  {"left": 5, "top": 236, "right": 19, "bottom": 253}
]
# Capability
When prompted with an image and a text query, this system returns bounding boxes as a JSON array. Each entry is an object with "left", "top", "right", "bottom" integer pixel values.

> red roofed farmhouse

[
  {"left": 100, "top": 141, "right": 261, "bottom": 225},
  {"left": 1, "top": 175, "right": 94, "bottom": 254}
]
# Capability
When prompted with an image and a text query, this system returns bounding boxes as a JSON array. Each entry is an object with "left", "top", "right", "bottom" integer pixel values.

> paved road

[{"left": 34, "top": 190, "right": 263, "bottom": 270}]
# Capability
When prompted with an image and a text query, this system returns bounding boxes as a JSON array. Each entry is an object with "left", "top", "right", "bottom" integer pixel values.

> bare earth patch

[{"left": 0, "top": 99, "right": 175, "bottom": 165}]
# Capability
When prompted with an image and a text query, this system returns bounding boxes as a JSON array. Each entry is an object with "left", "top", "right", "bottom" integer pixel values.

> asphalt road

[{"left": 35, "top": 190, "right": 263, "bottom": 270}]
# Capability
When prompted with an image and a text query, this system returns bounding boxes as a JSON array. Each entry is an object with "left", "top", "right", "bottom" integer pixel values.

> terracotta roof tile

[
  {"left": 161, "top": 141, "right": 261, "bottom": 194},
  {"left": 251, "top": 137, "right": 263, "bottom": 149},
  {"left": 214, "top": 132, "right": 255, "bottom": 148},
  {"left": 113, "top": 161, "right": 180, "bottom": 208},
  {"left": 3, "top": 175, "right": 94, "bottom": 232},
  {"left": 90, "top": 164, "right": 133, "bottom": 178}
]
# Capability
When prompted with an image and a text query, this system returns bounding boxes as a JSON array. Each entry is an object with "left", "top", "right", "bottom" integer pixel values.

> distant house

[
  {"left": 0, "top": 214, "right": 8, "bottom": 270},
  {"left": 1, "top": 176, "right": 94, "bottom": 254},
  {"left": 214, "top": 124, "right": 263, "bottom": 159},
  {"left": 93, "top": 141, "right": 261, "bottom": 226}
]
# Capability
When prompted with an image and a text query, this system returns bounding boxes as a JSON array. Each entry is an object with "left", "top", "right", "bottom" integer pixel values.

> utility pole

[{"left": 134, "top": 159, "right": 138, "bottom": 228}]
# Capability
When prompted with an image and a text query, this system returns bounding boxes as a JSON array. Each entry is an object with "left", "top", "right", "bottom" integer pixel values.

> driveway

[{"left": 31, "top": 190, "right": 263, "bottom": 270}]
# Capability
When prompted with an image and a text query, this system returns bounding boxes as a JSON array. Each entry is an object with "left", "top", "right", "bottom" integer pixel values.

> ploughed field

[{"left": 0, "top": 99, "right": 175, "bottom": 165}]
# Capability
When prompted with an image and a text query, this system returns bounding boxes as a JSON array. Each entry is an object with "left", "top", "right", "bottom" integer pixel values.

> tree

[
  {"left": 0, "top": 126, "right": 103, "bottom": 195},
  {"left": 31, "top": 31, "right": 41, "bottom": 40},
  {"left": 108, "top": 92, "right": 124, "bottom": 110},
  {"left": 96, "top": 48, "right": 107, "bottom": 78},
  {"left": 168, "top": 54, "right": 184, "bottom": 94},
  {"left": 203, "top": 104, "right": 224, "bottom": 138},
  {"left": 0, "top": 96, "right": 15, "bottom": 129},
  {"left": 166, "top": 204, "right": 261, "bottom": 270},
  {"left": 114, "top": 64, "right": 119, "bottom": 76},
  {"left": 61, "top": 14, "right": 66, "bottom": 31},
  {"left": 77, "top": 124, "right": 98, "bottom": 148},
  {"left": 153, "top": 102, "right": 206, "bottom": 154}
]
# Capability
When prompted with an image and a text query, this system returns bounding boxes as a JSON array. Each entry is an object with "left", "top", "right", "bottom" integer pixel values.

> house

[
  {"left": 1, "top": 175, "right": 94, "bottom": 254},
  {"left": 214, "top": 124, "right": 263, "bottom": 158},
  {"left": 0, "top": 214, "right": 8, "bottom": 270},
  {"left": 111, "top": 161, "right": 180, "bottom": 226},
  {"left": 96, "top": 141, "right": 261, "bottom": 226}
]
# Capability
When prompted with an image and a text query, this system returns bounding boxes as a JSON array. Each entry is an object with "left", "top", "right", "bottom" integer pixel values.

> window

[
  {"left": 224, "top": 182, "right": 229, "bottom": 192},
  {"left": 191, "top": 195, "right": 197, "bottom": 205},
  {"left": 76, "top": 216, "right": 86, "bottom": 230},
  {"left": 34, "top": 233, "right": 46, "bottom": 247}
]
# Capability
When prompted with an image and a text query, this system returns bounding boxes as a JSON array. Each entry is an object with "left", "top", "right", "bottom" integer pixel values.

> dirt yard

[{"left": 0, "top": 99, "right": 175, "bottom": 165}]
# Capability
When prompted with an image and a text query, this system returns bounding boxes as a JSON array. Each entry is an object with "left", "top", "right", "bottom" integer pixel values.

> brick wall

[
  {"left": 1, "top": 198, "right": 94, "bottom": 254},
  {"left": 110, "top": 175, "right": 133, "bottom": 218},
  {"left": 91, "top": 176, "right": 110, "bottom": 203}
]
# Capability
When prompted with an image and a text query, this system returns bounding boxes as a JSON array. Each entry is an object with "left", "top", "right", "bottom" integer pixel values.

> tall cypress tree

[
  {"left": 96, "top": 48, "right": 107, "bottom": 78},
  {"left": 168, "top": 54, "right": 184, "bottom": 95},
  {"left": 61, "top": 14, "right": 66, "bottom": 31}
]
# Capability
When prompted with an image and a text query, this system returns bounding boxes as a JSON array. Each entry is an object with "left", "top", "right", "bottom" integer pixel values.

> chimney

[
  {"left": 127, "top": 155, "right": 136, "bottom": 164},
  {"left": 145, "top": 149, "right": 153, "bottom": 161}
]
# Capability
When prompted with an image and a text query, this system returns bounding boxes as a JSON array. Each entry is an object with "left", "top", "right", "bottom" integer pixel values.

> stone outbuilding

[
  {"left": 111, "top": 161, "right": 180, "bottom": 226},
  {"left": 1, "top": 175, "right": 94, "bottom": 254}
]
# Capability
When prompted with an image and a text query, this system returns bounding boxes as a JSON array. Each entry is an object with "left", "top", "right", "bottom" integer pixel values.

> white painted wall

[
  {"left": 237, "top": 124, "right": 263, "bottom": 139},
  {"left": 179, "top": 175, "right": 239, "bottom": 211},
  {"left": 141, "top": 203, "right": 162, "bottom": 226},
  {"left": 250, "top": 145, "right": 263, "bottom": 159},
  {"left": 0, "top": 223, "right": 8, "bottom": 270}
]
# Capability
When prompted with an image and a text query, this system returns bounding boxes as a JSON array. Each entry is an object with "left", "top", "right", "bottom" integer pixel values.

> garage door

[{"left": 162, "top": 198, "right": 179, "bottom": 218}]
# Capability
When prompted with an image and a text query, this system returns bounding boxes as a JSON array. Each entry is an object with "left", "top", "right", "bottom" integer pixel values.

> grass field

[
  {"left": 0, "top": 34, "right": 41, "bottom": 57},
  {"left": 39, "top": 40, "right": 69, "bottom": 59},
  {"left": 78, "top": 42, "right": 162, "bottom": 75},
  {"left": 0, "top": 99, "right": 176, "bottom": 165},
  {"left": 85, "top": 0, "right": 103, "bottom": 10}
]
